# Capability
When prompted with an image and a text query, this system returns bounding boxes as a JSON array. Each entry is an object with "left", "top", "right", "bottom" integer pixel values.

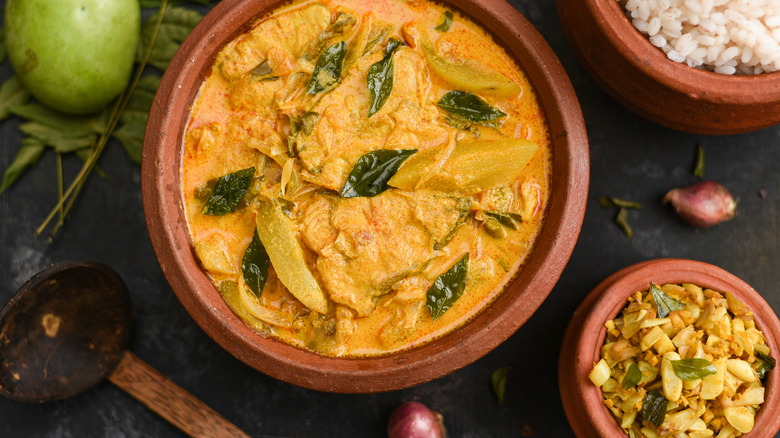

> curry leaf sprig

[
  {"left": 650, "top": 282, "right": 685, "bottom": 318},
  {"left": 0, "top": 1, "right": 206, "bottom": 237},
  {"left": 341, "top": 149, "right": 416, "bottom": 198},
  {"left": 367, "top": 38, "right": 404, "bottom": 117},
  {"left": 426, "top": 253, "right": 470, "bottom": 320}
]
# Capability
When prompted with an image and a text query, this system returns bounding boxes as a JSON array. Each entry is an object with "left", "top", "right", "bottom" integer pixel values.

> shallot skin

[
  {"left": 387, "top": 402, "right": 447, "bottom": 438},
  {"left": 663, "top": 181, "right": 736, "bottom": 228}
]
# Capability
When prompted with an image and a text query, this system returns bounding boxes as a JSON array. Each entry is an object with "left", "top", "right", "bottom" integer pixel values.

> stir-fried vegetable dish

[
  {"left": 590, "top": 283, "right": 775, "bottom": 437},
  {"left": 181, "top": 0, "right": 551, "bottom": 356}
]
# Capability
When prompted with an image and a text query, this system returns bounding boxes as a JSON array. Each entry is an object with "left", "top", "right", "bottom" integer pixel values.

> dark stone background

[{"left": 1, "top": 0, "right": 778, "bottom": 436}]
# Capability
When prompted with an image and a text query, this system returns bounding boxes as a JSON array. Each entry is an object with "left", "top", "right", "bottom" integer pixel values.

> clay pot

[
  {"left": 559, "top": 259, "right": 780, "bottom": 437},
  {"left": 142, "top": 0, "right": 589, "bottom": 392},
  {"left": 556, "top": 0, "right": 780, "bottom": 135}
]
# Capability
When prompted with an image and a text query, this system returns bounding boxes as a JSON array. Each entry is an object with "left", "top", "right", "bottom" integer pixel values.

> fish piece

[{"left": 299, "top": 190, "right": 467, "bottom": 316}]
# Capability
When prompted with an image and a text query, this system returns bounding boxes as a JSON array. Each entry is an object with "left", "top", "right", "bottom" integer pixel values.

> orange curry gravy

[{"left": 181, "top": 0, "right": 551, "bottom": 356}]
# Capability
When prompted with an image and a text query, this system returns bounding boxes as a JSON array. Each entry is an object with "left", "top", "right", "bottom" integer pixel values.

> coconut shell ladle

[{"left": 0, "top": 261, "right": 249, "bottom": 438}]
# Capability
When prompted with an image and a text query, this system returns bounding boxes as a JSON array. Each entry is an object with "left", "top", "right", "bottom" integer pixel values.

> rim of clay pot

[
  {"left": 142, "top": 0, "right": 589, "bottom": 393},
  {"left": 585, "top": 0, "right": 780, "bottom": 104},
  {"left": 559, "top": 259, "right": 780, "bottom": 438}
]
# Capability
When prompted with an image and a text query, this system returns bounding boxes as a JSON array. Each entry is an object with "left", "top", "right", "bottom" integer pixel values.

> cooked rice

[{"left": 619, "top": 0, "right": 780, "bottom": 74}]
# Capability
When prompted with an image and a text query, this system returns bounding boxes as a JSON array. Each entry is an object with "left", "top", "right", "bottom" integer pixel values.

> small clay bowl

[
  {"left": 556, "top": 0, "right": 780, "bottom": 135},
  {"left": 559, "top": 258, "right": 780, "bottom": 437},
  {"left": 142, "top": 0, "right": 589, "bottom": 393}
]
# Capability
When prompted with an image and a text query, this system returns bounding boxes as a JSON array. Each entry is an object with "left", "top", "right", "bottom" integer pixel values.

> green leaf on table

[
  {"left": 203, "top": 167, "right": 256, "bottom": 215},
  {"left": 693, "top": 144, "right": 705, "bottom": 178},
  {"left": 671, "top": 358, "right": 717, "bottom": 381},
  {"left": 137, "top": 6, "right": 204, "bottom": 71},
  {"left": 0, "top": 77, "right": 31, "bottom": 121},
  {"left": 340, "top": 149, "right": 416, "bottom": 198},
  {"left": 599, "top": 196, "right": 642, "bottom": 209},
  {"left": 113, "top": 75, "right": 162, "bottom": 163},
  {"left": 434, "top": 11, "right": 454, "bottom": 32},
  {"left": 641, "top": 389, "right": 668, "bottom": 427},
  {"left": 599, "top": 196, "right": 640, "bottom": 238},
  {"left": 18, "top": 122, "right": 97, "bottom": 154},
  {"left": 437, "top": 91, "right": 506, "bottom": 124},
  {"left": 491, "top": 366, "right": 509, "bottom": 404},
  {"left": 615, "top": 207, "right": 633, "bottom": 238},
  {"left": 367, "top": 38, "right": 404, "bottom": 117},
  {"left": 307, "top": 41, "right": 347, "bottom": 94},
  {"left": 426, "top": 253, "right": 469, "bottom": 320},
  {"left": 242, "top": 228, "right": 271, "bottom": 298},
  {"left": 651, "top": 282, "right": 684, "bottom": 318},
  {"left": 623, "top": 363, "right": 642, "bottom": 389},
  {"left": 10, "top": 103, "right": 108, "bottom": 136},
  {"left": 0, "top": 137, "right": 46, "bottom": 193}
]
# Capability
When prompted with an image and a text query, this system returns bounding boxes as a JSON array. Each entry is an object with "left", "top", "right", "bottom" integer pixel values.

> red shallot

[
  {"left": 663, "top": 181, "right": 736, "bottom": 228},
  {"left": 387, "top": 402, "right": 447, "bottom": 438}
]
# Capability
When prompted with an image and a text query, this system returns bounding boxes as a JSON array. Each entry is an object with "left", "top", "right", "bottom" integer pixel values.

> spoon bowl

[
  {"left": 0, "top": 261, "right": 132, "bottom": 402},
  {"left": 0, "top": 261, "right": 249, "bottom": 437}
]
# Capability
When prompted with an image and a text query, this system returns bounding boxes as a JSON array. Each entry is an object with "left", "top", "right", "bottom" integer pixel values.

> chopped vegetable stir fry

[{"left": 590, "top": 283, "right": 773, "bottom": 437}]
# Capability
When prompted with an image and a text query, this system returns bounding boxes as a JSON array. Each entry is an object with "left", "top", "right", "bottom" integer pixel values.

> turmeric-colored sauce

[{"left": 181, "top": 0, "right": 551, "bottom": 356}]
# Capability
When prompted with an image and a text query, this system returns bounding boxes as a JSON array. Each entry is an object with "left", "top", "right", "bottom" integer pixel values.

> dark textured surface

[{"left": 1, "top": 1, "right": 778, "bottom": 437}]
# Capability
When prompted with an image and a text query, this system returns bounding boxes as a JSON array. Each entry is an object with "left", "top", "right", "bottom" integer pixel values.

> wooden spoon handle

[{"left": 108, "top": 351, "right": 250, "bottom": 438}]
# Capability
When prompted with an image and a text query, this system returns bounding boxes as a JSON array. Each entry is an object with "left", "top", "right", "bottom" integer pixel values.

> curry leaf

[
  {"left": 249, "top": 59, "right": 278, "bottom": 81},
  {"left": 434, "top": 11, "right": 454, "bottom": 32},
  {"left": 427, "top": 253, "right": 470, "bottom": 320},
  {"left": 641, "top": 390, "right": 668, "bottom": 427},
  {"left": 437, "top": 91, "right": 506, "bottom": 123},
  {"left": 113, "top": 75, "right": 162, "bottom": 163},
  {"left": 242, "top": 228, "right": 271, "bottom": 298},
  {"left": 301, "top": 111, "right": 320, "bottom": 136},
  {"left": 307, "top": 41, "right": 347, "bottom": 94},
  {"left": 651, "top": 282, "right": 684, "bottom": 318},
  {"left": 203, "top": 167, "right": 256, "bottom": 215},
  {"left": 363, "top": 24, "right": 394, "bottom": 56},
  {"left": 615, "top": 207, "right": 633, "bottom": 238},
  {"left": 341, "top": 149, "right": 416, "bottom": 198},
  {"left": 367, "top": 38, "right": 404, "bottom": 117},
  {"left": 599, "top": 196, "right": 642, "bottom": 209},
  {"left": 137, "top": 6, "right": 204, "bottom": 71},
  {"left": 623, "top": 363, "right": 642, "bottom": 389},
  {"left": 0, "top": 137, "right": 46, "bottom": 193},
  {"left": 755, "top": 351, "right": 776, "bottom": 381},
  {"left": 671, "top": 358, "right": 717, "bottom": 381},
  {"left": 693, "top": 144, "right": 705, "bottom": 178},
  {"left": 18, "top": 122, "right": 97, "bottom": 154},
  {"left": 486, "top": 211, "right": 523, "bottom": 230},
  {"left": 491, "top": 366, "right": 510, "bottom": 404},
  {"left": 300, "top": 12, "right": 356, "bottom": 61},
  {"left": 0, "top": 77, "right": 30, "bottom": 121}
]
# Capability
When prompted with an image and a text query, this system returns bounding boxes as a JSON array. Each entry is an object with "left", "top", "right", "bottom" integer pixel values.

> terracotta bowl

[
  {"left": 559, "top": 258, "right": 780, "bottom": 437},
  {"left": 556, "top": 0, "right": 780, "bottom": 135},
  {"left": 142, "top": 0, "right": 589, "bottom": 393}
]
